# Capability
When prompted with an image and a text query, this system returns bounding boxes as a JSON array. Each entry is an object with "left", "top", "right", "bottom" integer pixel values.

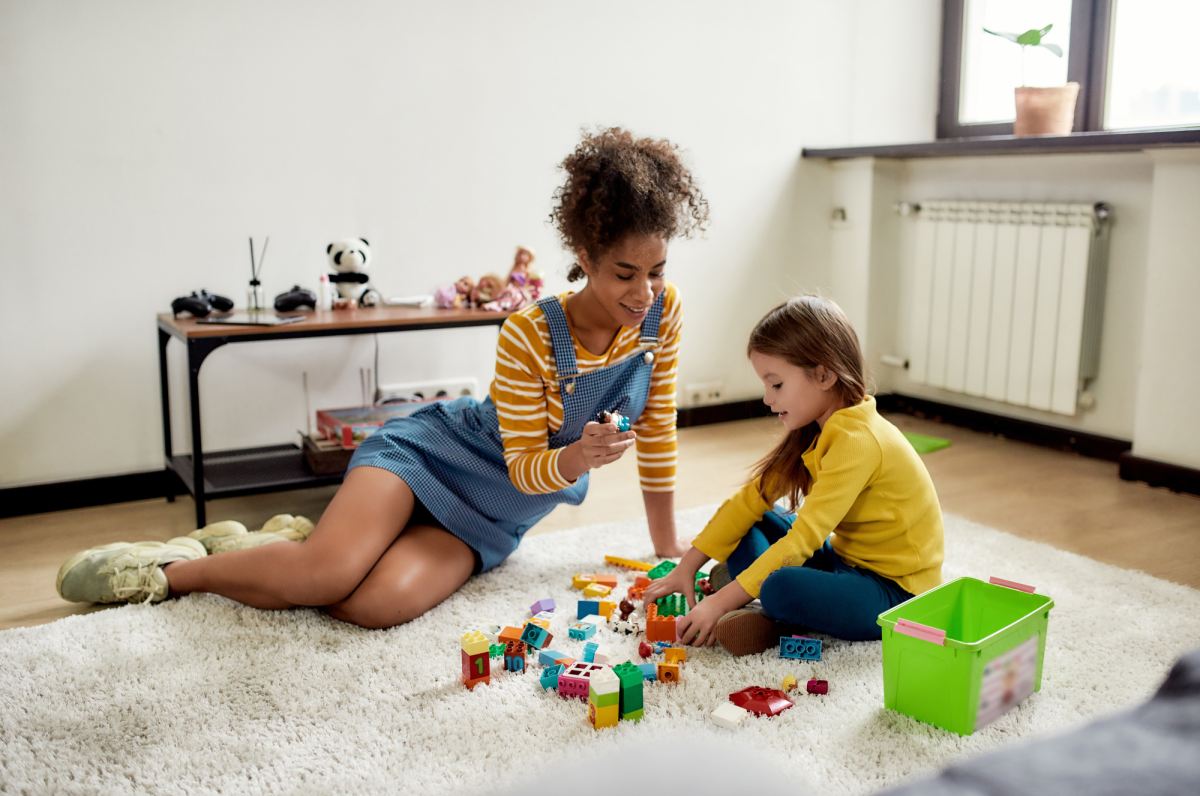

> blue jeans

[{"left": 726, "top": 510, "right": 915, "bottom": 641}]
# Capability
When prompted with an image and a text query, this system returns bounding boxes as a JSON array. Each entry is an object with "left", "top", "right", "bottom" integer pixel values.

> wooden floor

[{"left": 3, "top": 413, "right": 1198, "bottom": 631}]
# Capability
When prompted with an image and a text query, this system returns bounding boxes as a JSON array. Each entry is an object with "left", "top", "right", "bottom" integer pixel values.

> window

[{"left": 939, "top": 0, "right": 1199, "bottom": 138}]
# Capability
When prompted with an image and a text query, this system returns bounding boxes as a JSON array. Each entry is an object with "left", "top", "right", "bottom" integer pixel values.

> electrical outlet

[
  {"left": 377, "top": 377, "right": 480, "bottom": 404},
  {"left": 685, "top": 381, "right": 724, "bottom": 406}
]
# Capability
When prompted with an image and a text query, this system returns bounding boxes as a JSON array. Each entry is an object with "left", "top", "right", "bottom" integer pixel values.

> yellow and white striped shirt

[{"left": 489, "top": 283, "right": 682, "bottom": 495}]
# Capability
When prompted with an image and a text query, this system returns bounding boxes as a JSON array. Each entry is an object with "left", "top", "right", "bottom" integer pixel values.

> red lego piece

[
  {"left": 638, "top": 641, "right": 653, "bottom": 659},
  {"left": 806, "top": 679, "right": 829, "bottom": 695},
  {"left": 462, "top": 649, "right": 489, "bottom": 684},
  {"left": 729, "top": 686, "right": 794, "bottom": 717}
]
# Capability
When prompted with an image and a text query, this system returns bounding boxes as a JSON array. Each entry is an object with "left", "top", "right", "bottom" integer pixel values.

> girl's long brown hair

[{"left": 748, "top": 295, "right": 868, "bottom": 510}]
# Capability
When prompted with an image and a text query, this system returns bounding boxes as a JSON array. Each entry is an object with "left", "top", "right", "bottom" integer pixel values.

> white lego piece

[
  {"left": 475, "top": 623, "right": 502, "bottom": 644},
  {"left": 711, "top": 702, "right": 750, "bottom": 729},
  {"left": 590, "top": 666, "right": 620, "bottom": 695},
  {"left": 592, "top": 644, "right": 612, "bottom": 665},
  {"left": 580, "top": 614, "right": 606, "bottom": 627}
]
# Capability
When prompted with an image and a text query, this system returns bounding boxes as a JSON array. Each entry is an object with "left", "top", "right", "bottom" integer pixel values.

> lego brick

[
  {"left": 656, "top": 662, "right": 681, "bottom": 683},
  {"left": 520, "top": 624, "right": 551, "bottom": 650},
  {"left": 460, "top": 631, "right": 490, "bottom": 656},
  {"left": 577, "top": 600, "right": 600, "bottom": 620},
  {"left": 664, "top": 648, "right": 687, "bottom": 665},
  {"left": 711, "top": 702, "right": 749, "bottom": 729},
  {"left": 620, "top": 708, "right": 644, "bottom": 723},
  {"left": 498, "top": 626, "right": 524, "bottom": 645},
  {"left": 645, "top": 605, "right": 677, "bottom": 643},
  {"left": 579, "top": 613, "right": 605, "bottom": 626},
  {"left": 539, "top": 664, "right": 564, "bottom": 690},
  {"left": 489, "top": 643, "right": 505, "bottom": 659},
  {"left": 559, "top": 661, "right": 604, "bottom": 700},
  {"left": 590, "top": 666, "right": 620, "bottom": 695},
  {"left": 475, "top": 624, "right": 502, "bottom": 643},
  {"left": 807, "top": 679, "right": 829, "bottom": 695},
  {"left": 588, "top": 687, "right": 620, "bottom": 709},
  {"left": 582, "top": 640, "right": 599, "bottom": 663},
  {"left": 612, "top": 661, "right": 643, "bottom": 690},
  {"left": 637, "top": 663, "right": 657, "bottom": 681},
  {"left": 647, "top": 561, "right": 677, "bottom": 580},
  {"left": 583, "top": 582, "right": 612, "bottom": 598},
  {"left": 588, "top": 701, "right": 619, "bottom": 729},
  {"left": 504, "top": 653, "right": 525, "bottom": 673},
  {"left": 569, "top": 622, "right": 597, "bottom": 640},
  {"left": 655, "top": 593, "right": 688, "bottom": 618},
  {"left": 462, "top": 649, "right": 490, "bottom": 682},
  {"left": 729, "top": 686, "right": 794, "bottom": 717},
  {"left": 527, "top": 616, "right": 551, "bottom": 631},
  {"left": 605, "top": 555, "right": 654, "bottom": 571},
  {"left": 533, "top": 610, "right": 554, "bottom": 622},
  {"left": 598, "top": 601, "right": 616, "bottom": 618},
  {"left": 462, "top": 675, "right": 491, "bottom": 691},
  {"left": 573, "top": 574, "right": 618, "bottom": 589},
  {"left": 779, "top": 635, "right": 822, "bottom": 661},
  {"left": 555, "top": 656, "right": 576, "bottom": 668},
  {"left": 530, "top": 598, "right": 556, "bottom": 614},
  {"left": 538, "top": 649, "right": 568, "bottom": 666},
  {"left": 591, "top": 645, "right": 612, "bottom": 665}
]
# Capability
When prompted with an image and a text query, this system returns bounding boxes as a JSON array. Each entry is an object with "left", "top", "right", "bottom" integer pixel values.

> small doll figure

[
  {"left": 471, "top": 273, "right": 504, "bottom": 306},
  {"left": 455, "top": 275, "right": 475, "bottom": 306},
  {"left": 507, "top": 246, "right": 535, "bottom": 286},
  {"left": 596, "top": 410, "right": 631, "bottom": 432},
  {"left": 434, "top": 275, "right": 477, "bottom": 309},
  {"left": 526, "top": 269, "right": 544, "bottom": 301},
  {"left": 482, "top": 283, "right": 529, "bottom": 312}
]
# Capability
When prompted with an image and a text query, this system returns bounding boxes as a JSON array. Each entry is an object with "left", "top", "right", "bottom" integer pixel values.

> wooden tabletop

[{"left": 158, "top": 305, "right": 513, "bottom": 339}]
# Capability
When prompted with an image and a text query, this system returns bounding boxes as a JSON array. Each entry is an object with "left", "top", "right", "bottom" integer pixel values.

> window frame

[{"left": 938, "top": 0, "right": 1114, "bottom": 139}]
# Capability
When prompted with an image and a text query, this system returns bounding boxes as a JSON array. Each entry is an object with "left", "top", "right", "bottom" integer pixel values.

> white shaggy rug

[{"left": 3, "top": 507, "right": 1200, "bottom": 796}]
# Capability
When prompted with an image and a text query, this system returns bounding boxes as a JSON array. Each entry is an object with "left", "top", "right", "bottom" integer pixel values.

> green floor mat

[{"left": 903, "top": 431, "right": 951, "bottom": 454}]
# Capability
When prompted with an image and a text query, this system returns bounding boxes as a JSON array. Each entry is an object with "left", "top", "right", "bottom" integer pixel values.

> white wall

[{"left": 0, "top": 0, "right": 943, "bottom": 487}]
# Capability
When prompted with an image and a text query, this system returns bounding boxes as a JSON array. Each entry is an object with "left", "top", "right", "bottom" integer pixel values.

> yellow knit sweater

[{"left": 692, "top": 396, "right": 944, "bottom": 598}]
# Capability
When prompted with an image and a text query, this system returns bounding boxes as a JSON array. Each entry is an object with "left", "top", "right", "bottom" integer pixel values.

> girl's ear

[
  {"left": 814, "top": 365, "right": 839, "bottom": 391},
  {"left": 576, "top": 249, "right": 594, "bottom": 278}
]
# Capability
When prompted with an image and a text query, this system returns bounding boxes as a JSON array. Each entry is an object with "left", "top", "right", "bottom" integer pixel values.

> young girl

[
  {"left": 56, "top": 128, "right": 708, "bottom": 627},
  {"left": 642, "top": 295, "right": 944, "bottom": 655}
]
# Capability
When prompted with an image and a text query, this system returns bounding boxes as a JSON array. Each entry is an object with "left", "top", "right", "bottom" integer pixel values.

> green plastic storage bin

[{"left": 877, "top": 576, "right": 1054, "bottom": 735}]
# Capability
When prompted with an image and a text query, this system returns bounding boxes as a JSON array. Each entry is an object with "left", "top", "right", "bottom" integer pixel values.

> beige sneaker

[
  {"left": 712, "top": 605, "right": 786, "bottom": 657},
  {"left": 708, "top": 561, "right": 732, "bottom": 591},
  {"left": 56, "top": 537, "right": 207, "bottom": 604},
  {"left": 188, "top": 520, "right": 249, "bottom": 553},
  {"left": 209, "top": 514, "right": 315, "bottom": 554}
]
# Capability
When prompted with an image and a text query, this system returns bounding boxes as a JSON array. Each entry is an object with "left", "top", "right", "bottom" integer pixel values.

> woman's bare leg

[
  {"left": 164, "top": 467, "right": 416, "bottom": 610},
  {"left": 326, "top": 523, "right": 475, "bottom": 629}
]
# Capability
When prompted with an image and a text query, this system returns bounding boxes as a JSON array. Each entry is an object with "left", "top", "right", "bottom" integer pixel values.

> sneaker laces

[{"left": 106, "top": 555, "right": 164, "bottom": 604}]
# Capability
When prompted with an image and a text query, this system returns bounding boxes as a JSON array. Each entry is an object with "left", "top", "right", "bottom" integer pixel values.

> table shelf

[{"left": 167, "top": 444, "right": 344, "bottom": 501}]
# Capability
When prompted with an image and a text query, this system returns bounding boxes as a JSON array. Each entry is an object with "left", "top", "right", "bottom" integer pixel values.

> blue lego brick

[
  {"left": 577, "top": 600, "right": 600, "bottom": 620},
  {"left": 505, "top": 654, "right": 525, "bottom": 673},
  {"left": 637, "top": 663, "right": 657, "bottom": 682},
  {"left": 569, "top": 622, "right": 597, "bottom": 640},
  {"left": 583, "top": 640, "right": 600, "bottom": 663},
  {"left": 779, "top": 635, "right": 822, "bottom": 661},
  {"left": 520, "top": 624, "right": 551, "bottom": 649},
  {"left": 538, "top": 649, "right": 568, "bottom": 666},
  {"left": 539, "top": 663, "right": 564, "bottom": 690}
]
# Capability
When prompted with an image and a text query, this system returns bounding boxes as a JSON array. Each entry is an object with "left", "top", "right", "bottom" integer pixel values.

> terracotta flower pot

[{"left": 1013, "top": 83, "right": 1080, "bottom": 136}]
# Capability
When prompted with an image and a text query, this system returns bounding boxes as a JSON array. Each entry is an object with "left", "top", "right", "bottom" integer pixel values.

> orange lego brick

[
  {"left": 555, "top": 656, "right": 577, "bottom": 667},
  {"left": 644, "top": 604, "right": 677, "bottom": 642},
  {"left": 598, "top": 601, "right": 617, "bottom": 618},
  {"left": 664, "top": 648, "right": 687, "bottom": 665},
  {"left": 656, "top": 663, "right": 681, "bottom": 683},
  {"left": 463, "top": 675, "right": 492, "bottom": 690},
  {"left": 498, "top": 626, "right": 524, "bottom": 645},
  {"left": 605, "top": 556, "right": 654, "bottom": 571},
  {"left": 574, "top": 574, "right": 618, "bottom": 590}
]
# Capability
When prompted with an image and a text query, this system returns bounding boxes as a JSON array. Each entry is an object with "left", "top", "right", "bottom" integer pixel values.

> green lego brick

[
  {"left": 621, "top": 708, "right": 644, "bottom": 722},
  {"left": 488, "top": 643, "right": 505, "bottom": 659},
  {"left": 588, "top": 687, "right": 620, "bottom": 709},
  {"left": 620, "top": 686, "right": 643, "bottom": 713},
  {"left": 647, "top": 560, "right": 677, "bottom": 580},
  {"left": 655, "top": 593, "right": 689, "bottom": 617},
  {"left": 613, "top": 661, "right": 643, "bottom": 689}
]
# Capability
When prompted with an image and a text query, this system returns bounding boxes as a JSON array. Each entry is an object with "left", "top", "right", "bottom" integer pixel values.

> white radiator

[{"left": 908, "top": 201, "right": 1110, "bottom": 416}]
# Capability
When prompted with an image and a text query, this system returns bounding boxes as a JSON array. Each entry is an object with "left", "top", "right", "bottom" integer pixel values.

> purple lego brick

[{"left": 530, "top": 598, "right": 557, "bottom": 615}]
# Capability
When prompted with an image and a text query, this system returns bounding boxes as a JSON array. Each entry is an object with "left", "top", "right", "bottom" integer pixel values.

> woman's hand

[{"left": 557, "top": 421, "right": 634, "bottom": 482}]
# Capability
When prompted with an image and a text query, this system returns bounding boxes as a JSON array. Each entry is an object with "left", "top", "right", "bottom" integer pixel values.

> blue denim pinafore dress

[{"left": 348, "top": 291, "right": 665, "bottom": 571}]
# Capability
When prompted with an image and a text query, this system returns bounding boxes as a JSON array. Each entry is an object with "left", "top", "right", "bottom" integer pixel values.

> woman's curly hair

[{"left": 550, "top": 127, "right": 709, "bottom": 281}]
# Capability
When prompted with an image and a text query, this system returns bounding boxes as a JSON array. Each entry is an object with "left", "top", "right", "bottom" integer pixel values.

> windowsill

[{"left": 801, "top": 128, "right": 1200, "bottom": 160}]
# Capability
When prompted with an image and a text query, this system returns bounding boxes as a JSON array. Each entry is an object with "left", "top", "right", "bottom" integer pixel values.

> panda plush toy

[{"left": 326, "top": 238, "right": 382, "bottom": 307}]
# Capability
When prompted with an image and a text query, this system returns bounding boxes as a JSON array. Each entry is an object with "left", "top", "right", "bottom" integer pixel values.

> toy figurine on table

[
  {"left": 597, "top": 410, "right": 631, "bottom": 432},
  {"left": 432, "top": 246, "right": 544, "bottom": 312}
]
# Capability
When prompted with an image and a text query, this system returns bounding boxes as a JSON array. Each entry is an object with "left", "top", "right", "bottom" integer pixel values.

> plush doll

[{"left": 326, "top": 238, "right": 382, "bottom": 307}]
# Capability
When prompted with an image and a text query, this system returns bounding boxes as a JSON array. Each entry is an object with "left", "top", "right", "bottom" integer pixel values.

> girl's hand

[
  {"left": 577, "top": 421, "right": 635, "bottom": 470},
  {"left": 640, "top": 567, "right": 697, "bottom": 609},
  {"left": 673, "top": 597, "right": 725, "bottom": 647}
]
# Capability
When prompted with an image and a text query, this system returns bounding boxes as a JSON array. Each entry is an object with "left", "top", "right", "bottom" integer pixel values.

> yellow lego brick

[
  {"left": 656, "top": 662, "right": 681, "bottom": 683},
  {"left": 573, "top": 573, "right": 596, "bottom": 589},
  {"left": 605, "top": 555, "right": 654, "bottom": 571},
  {"left": 588, "top": 701, "right": 619, "bottom": 729},
  {"left": 527, "top": 616, "right": 551, "bottom": 631},
  {"left": 460, "top": 631, "right": 490, "bottom": 656},
  {"left": 598, "top": 601, "right": 616, "bottom": 618},
  {"left": 583, "top": 583, "right": 612, "bottom": 598},
  {"left": 664, "top": 648, "right": 687, "bottom": 665}
]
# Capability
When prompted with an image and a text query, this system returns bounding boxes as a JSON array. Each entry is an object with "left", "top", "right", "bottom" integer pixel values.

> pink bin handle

[
  {"left": 894, "top": 619, "right": 946, "bottom": 646},
  {"left": 989, "top": 576, "right": 1035, "bottom": 593}
]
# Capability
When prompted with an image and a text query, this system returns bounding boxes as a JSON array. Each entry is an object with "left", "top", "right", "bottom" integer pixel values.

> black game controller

[
  {"left": 171, "top": 290, "right": 234, "bottom": 317},
  {"left": 274, "top": 285, "right": 318, "bottom": 312}
]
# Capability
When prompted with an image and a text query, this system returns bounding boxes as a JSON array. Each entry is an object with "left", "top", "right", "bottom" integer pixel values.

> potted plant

[{"left": 984, "top": 23, "right": 1079, "bottom": 136}]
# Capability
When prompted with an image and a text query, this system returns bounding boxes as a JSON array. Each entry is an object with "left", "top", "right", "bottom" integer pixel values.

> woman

[{"left": 57, "top": 128, "right": 709, "bottom": 629}]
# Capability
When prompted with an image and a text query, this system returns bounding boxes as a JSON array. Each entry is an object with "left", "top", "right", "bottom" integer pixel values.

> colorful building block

[
  {"left": 656, "top": 662, "right": 681, "bottom": 683},
  {"left": 520, "top": 624, "right": 552, "bottom": 650},
  {"left": 489, "top": 643, "right": 505, "bottom": 659},
  {"left": 461, "top": 649, "right": 490, "bottom": 688},
  {"left": 711, "top": 702, "right": 750, "bottom": 729},
  {"left": 555, "top": 656, "right": 576, "bottom": 668},
  {"left": 582, "top": 640, "right": 601, "bottom": 663},
  {"left": 583, "top": 582, "right": 613, "bottom": 598},
  {"left": 588, "top": 667, "right": 620, "bottom": 729},
  {"left": 588, "top": 701, "right": 619, "bottom": 729},
  {"left": 664, "top": 647, "right": 687, "bottom": 665},
  {"left": 505, "top": 652, "right": 525, "bottom": 673},
  {"left": 627, "top": 576, "right": 652, "bottom": 601},
  {"left": 569, "top": 622, "right": 597, "bottom": 640},
  {"left": 558, "top": 661, "right": 604, "bottom": 700},
  {"left": 613, "top": 661, "right": 644, "bottom": 720},
  {"left": 655, "top": 593, "right": 688, "bottom": 617},
  {"left": 498, "top": 626, "right": 524, "bottom": 645},
  {"left": 538, "top": 649, "right": 568, "bottom": 666},
  {"left": 579, "top": 613, "right": 605, "bottom": 627},
  {"left": 460, "top": 631, "right": 490, "bottom": 656},
  {"left": 605, "top": 555, "right": 654, "bottom": 571},
  {"left": 592, "top": 645, "right": 612, "bottom": 665},
  {"left": 779, "top": 635, "right": 822, "bottom": 661},
  {"left": 573, "top": 574, "right": 618, "bottom": 590},
  {"left": 637, "top": 663, "right": 657, "bottom": 681},
  {"left": 577, "top": 600, "right": 600, "bottom": 620},
  {"left": 807, "top": 679, "right": 829, "bottom": 695},
  {"left": 647, "top": 560, "right": 677, "bottom": 580},
  {"left": 645, "top": 604, "right": 677, "bottom": 642},
  {"left": 598, "top": 601, "right": 617, "bottom": 619},
  {"left": 530, "top": 598, "right": 556, "bottom": 614},
  {"left": 527, "top": 615, "right": 551, "bottom": 631},
  {"left": 474, "top": 623, "right": 502, "bottom": 643},
  {"left": 729, "top": 686, "right": 793, "bottom": 717},
  {"left": 539, "top": 663, "right": 564, "bottom": 690}
]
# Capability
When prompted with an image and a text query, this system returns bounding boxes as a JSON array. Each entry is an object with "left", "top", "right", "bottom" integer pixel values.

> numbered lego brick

[
  {"left": 711, "top": 702, "right": 749, "bottom": 729},
  {"left": 577, "top": 600, "right": 601, "bottom": 620},
  {"left": 462, "top": 649, "right": 490, "bottom": 684},
  {"left": 505, "top": 652, "right": 526, "bottom": 673},
  {"left": 779, "top": 635, "right": 822, "bottom": 661},
  {"left": 530, "top": 598, "right": 556, "bottom": 614},
  {"left": 520, "top": 623, "right": 552, "bottom": 650},
  {"left": 588, "top": 701, "right": 619, "bottom": 729},
  {"left": 569, "top": 622, "right": 597, "bottom": 640},
  {"left": 460, "top": 631, "right": 490, "bottom": 656},
  {"left": 664, "top": 648, "right": 687, "bottom": 665},
  {"left": 539, "top": 663, "right": 564, "bottom": 690},
  {"left": 583, "top": 583, "right": 612, "bottom": 598},
  {"left": 656, "top": 662, "right": 681, "bottom": 683}
]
